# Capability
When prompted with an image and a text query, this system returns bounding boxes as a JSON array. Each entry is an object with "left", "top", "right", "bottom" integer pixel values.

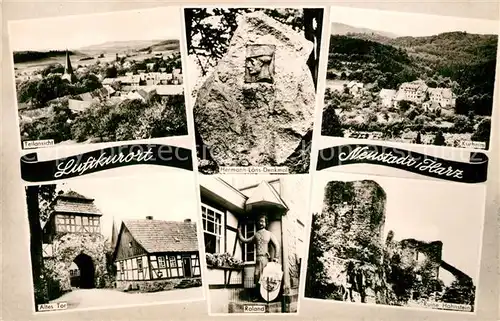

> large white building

[{"left": 379, "top": 80, "right": 456, "bottom": 111}]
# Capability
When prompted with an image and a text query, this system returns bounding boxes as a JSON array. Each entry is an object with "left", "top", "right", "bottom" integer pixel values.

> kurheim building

[{"left": 200, "top": 176, "right": 306, "bottom": 313}]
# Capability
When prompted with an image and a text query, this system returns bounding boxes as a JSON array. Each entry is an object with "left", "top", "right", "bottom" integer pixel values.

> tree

[
  {"left": 433, "top": 130, "right": 446, "bottom": 146},
  {"left": 321, "top": 104, "right": 344, "bottom": 137},
  {"left": 33, "top": 74, "right": 71, "bottom": 107},
  {"left": 471, "top": 118, "right": 491, "bottom": 148},
  {"left": 185, "top": 8, "right": 313, "bottom": 78},
  {"left": 415, "top": 132, "right": 422, "bottom": 144},
  {"left": 398, "top": 100, "right": 412, "bottom": 113},
  {"left": 17, "top": 79, "right": 40, "bottom": 105},
  {"left": 26, "top": 185, "right": 58, "bottom": 310},
  {"left": 365, "top": 112, "right": 378, "bottom": 124},
  {"left": 135, "top": 95, "right": 188, "bottom": 138},
  {"left": 77, "top": 73, "right": 102, "bottom": 93},
  {"left": 441, "top": 278, "right": 475, "bottom": 308},
  {"left": 451, "top": 114, "right": 474, "bottom": 134},
  {"left": 406, "top": 107, "right": 420, "bottom": 121},
  {"left": 105, "top": 66, "right": 118, "bottom": 78},
  {"left": 41, "top": 63, "right": 64, "bottom": 77}
]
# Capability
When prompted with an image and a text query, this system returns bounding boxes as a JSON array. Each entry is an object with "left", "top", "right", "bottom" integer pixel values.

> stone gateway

[{"left": 194, "top": 11, "right": 316, "bottom": 167}]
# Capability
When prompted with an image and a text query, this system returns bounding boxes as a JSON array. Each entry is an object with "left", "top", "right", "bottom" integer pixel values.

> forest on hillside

[
  {"left": 14, "top": 50, "right": 75, "bottom": 64},
  {"left": 327, "top": 32, "right": 497, "bottom": 116}
]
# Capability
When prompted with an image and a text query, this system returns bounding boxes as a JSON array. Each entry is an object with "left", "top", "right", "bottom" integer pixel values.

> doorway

[
  {"left": 182, "top": 257, "right": 192, "bottom": 277},
  {"left": 72, "top": 253, "right": 95, "bottom": 289}
]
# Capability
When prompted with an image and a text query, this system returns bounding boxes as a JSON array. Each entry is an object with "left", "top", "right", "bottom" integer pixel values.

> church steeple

[{"left": 64, "top": 49, "right": 73, "bottom": 75}]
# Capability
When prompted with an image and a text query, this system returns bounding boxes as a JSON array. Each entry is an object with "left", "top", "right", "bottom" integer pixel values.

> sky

[
  {"left": 330, "top": 6, "right": 499, "bottom": 37},
  {"left": 8, "top": 6, "right": 181, "bottom": 51},
  {"left": 312, "top": 173, "right": 486, "bottom": 285},
  {"left": 54, "top": 171, "right": 199, "bottom": 240}
]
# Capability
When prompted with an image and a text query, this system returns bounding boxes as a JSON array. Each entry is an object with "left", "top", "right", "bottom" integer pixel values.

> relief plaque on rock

[{"left": 245, "top": 44, "right": 275, "bottom": 84}]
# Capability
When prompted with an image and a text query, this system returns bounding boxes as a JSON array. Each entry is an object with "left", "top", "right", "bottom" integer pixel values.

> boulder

[{"left": 193, "top": 11, "right": 316, "bottom": 167}]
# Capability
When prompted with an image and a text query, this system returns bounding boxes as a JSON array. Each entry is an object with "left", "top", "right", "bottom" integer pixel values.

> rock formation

[{"left": 193, "top": 11, "right": 316, "bottom": 167}]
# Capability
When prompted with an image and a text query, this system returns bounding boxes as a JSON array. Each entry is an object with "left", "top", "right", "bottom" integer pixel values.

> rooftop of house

[
  {"left": 68, "top": 99, "right": 93, "bottom": 112},
  {"left": 245, "top": 180, "right": 288, "bottom": 211},
  {"left": 428, "top": 87, "right": 453, "bottom": 99},
  {"left": 400, "top": 79, "right": 428, "bottom": 91},
  {"left": 51, "top": 190, "right": 102, "bottom": 216},
  {"left": 379, "top": 89, "right": 397, "bottom": 97},
  {"left": 122, "top": 219, "right": 199, "bottom": 253},
  {"left": 347, "top": 80, "right": 363, "bottom": 88}
]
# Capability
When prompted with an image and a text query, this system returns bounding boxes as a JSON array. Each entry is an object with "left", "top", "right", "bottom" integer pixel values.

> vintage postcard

[
  {"left": 183, "top": 7, "right": 326, "bottom": 174},
  {"left": 9, "top": 7, "right": 189, "bottom": 151},
  {"left": 198, "top": 174, "right": 309, "bottom": 314},
  {"left": 303, "top": 171, "right": 486, "bottom": 313},
  {"left": 19, "top": 138, "right": 205, "bottom": 313},
  {"left": 321, "top": 6, "right": 498, "bottom": 151}
]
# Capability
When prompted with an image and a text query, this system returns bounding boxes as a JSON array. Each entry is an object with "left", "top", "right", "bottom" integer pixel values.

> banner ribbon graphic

[
  {"left": 20, "top": 144, "right": 193, "bottom": 182},
  {"left": 316, "top": 144, "right": 488, "bottom": 183}
]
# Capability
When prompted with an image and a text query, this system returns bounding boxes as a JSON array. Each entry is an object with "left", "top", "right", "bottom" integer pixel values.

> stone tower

[
  {"left": 322, "top": 180, "right": 387, "bottom": 264},
  {"left": 41, "top": 190, "right": 107, "bottom": 291}
]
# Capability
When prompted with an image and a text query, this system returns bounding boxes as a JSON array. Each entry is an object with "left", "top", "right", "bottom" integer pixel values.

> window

[
  {"left": 120, "top": 261, "right": 125, "bottom": 274},
  {"left": 158, "top": 256, "right": 166, "bottom": 268},
  {"left": 244, "top": 222, "right": 256, "bottom": 262},
  {"left": 137, "top": 257, "right": 143, "bottom": 269},
  {"left": 169, "top": 256, "right": 177, "bottom": 268},
  {"left": 201, "top": 204, "right": 223, "bottom": 254}
]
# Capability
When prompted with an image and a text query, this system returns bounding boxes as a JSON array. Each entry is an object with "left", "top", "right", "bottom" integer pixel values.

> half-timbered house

[{"left": 113, "top": 217, "right": 202, "bottom": 292}]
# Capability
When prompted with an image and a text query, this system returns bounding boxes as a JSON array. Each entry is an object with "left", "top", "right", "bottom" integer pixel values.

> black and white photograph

[
  {"left": 304, "top": 172, "right": 486, "bottom": 313},
  {"left": 322, "top": 6, "right": 498, "bottom": 150},
  {"left": 25, "top": 172, "right": 204, "bottom": 313},
  {"left": 184, "top": 8, "right": 325, "bottom": 174},
  {"left": 198, "top": 175, "right": 308, "bottom": 314},
  {"left": 9, "top": 7, "right": 189, "bottom": 150}
]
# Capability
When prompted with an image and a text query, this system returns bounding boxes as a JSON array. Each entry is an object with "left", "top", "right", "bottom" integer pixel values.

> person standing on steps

[{"left": 237, "top": 214, "right": 280, "bottom": 301}]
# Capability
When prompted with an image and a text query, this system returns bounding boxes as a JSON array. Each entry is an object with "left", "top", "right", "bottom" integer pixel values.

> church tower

[{"left": 62, "top": 49, "right": 75, "bottom": 82}]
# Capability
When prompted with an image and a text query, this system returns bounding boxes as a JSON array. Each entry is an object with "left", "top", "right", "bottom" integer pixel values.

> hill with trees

[
  {"left": 13, "top": 50, "right": 77, "bottom": 64},
  {"left": 327, "top": 31, "right": 497, "bottom": 116},
  {"left": 138, "top": 39, "right": 180, "bottom": 52}
]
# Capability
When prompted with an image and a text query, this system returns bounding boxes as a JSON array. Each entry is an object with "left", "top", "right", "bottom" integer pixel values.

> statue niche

[{"left": 245, "top": 44, "right": 275, "bottom": 84}]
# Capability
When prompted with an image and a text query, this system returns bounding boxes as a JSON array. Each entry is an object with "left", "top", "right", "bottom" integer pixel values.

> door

[{"left": 182, "top": 257, "right": 192, "bottom": 277}]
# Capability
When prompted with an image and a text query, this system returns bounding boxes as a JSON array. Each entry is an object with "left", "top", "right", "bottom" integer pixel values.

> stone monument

[{"left": 193, "top": 11, "right": 316, "bottom": 167}]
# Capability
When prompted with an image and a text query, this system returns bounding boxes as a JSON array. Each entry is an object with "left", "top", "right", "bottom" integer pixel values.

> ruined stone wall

[
  {"left": 46, "top": 233, "right": 108, "bottom": 291},
  {"left": 396, "top": 239, "right": 443, "bottom": 282},
  {"left": 322, "top": 180, "right": 387, "bottom": 264}
]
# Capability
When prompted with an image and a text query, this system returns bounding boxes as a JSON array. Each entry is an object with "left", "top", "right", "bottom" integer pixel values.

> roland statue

[{"left": 238, "top": 214, "right": 280, "bottom": 300}]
